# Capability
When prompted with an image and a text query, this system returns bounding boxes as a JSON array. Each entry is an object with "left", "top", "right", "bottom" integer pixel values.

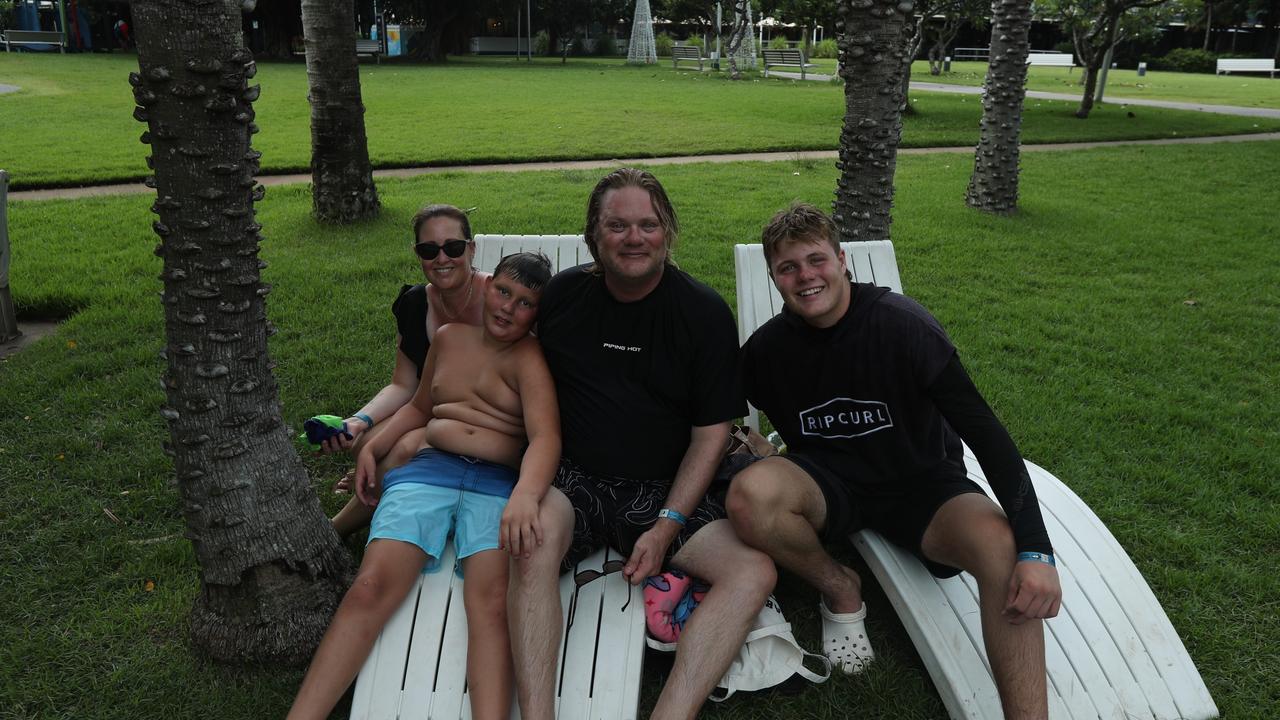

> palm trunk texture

[
  {"left": 131, "top": 0, "right": 353, "bottom": 665},
  {"left": 965, "top": 0, "right": 1033, "bottom": 213},
  {"left": 834, "top": 0, "right": 915, "bottom": 241},
  {"left": 300, "top": 0, "right": 380, "bottom": 223}
]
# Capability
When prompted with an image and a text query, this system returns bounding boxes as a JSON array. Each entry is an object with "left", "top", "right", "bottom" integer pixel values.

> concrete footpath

[
  {"left": 11, "top": 131, "right": 1280, "bottom": 202},
  {"left": 909, "top": 81, "right": 1280, "bottom": 119}
]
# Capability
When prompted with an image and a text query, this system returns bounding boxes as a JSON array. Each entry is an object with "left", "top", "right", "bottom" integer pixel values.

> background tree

[
  {"left": 965, "top": 0, "right": 1033, "bottom": 213},
  {"left": 131, "top": 0, "right": 352, "bottom": 663},
  {"left": 833, "top": 0, "right": 915, "bottom": 240},
  {"left": 1039, "top": 0, "right": 1175, "bottom": 118},
  {"left": 300, "top": 0, "right": 380, "bottom": 223},
  {"left": 917, "top": 0, "right": 987, "bottom": 74},
  {"left": 385, "top": 0, "right": 467, "bottom": 61}
]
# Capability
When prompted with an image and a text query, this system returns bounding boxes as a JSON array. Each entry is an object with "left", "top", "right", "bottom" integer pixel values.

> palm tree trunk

[
  {"left": 131, "top": 0, "right": 353, "bottom": 665},
  {"left": 965, "top": 0, "right": 1033, "bottom": 213},
  {"left": 834, "top": 0, "right": 915, "bottom": 241},
  {"left": 300, "top": 0, "right": 380, "bottom": 223}
]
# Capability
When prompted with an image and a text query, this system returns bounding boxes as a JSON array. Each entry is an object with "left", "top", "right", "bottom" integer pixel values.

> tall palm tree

[
  {"left": 131, "top": 0, "right": 352, "bottom": 664},
  {"left": 965, "top": 0, "right": 1033, "bottom": 213},
  {"left": 300, "top": 0, "right": 380, "bottom": 223},
  {"left": 833, "top": 0, "right": 915, "bottom": 241}
]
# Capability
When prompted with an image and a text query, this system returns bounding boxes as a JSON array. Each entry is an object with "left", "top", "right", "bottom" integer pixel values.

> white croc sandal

[{"left": 819, "top": 600, "right": 874, "bottom": 674}]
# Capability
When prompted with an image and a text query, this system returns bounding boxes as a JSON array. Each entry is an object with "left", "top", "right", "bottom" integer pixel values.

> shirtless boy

[{"left": 288, "top": 252, "right": 559, "bottom": 720}]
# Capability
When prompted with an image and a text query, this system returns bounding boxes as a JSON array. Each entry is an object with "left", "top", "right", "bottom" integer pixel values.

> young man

[
  {"left": 507, "top": 168, "right": 775, "bottom": 720},
  {"left": 730, "top": 203, "right": 1062, "bottom": 719},
  {"left": 288, "top": 252, "right": 559, "bottom": 720}
]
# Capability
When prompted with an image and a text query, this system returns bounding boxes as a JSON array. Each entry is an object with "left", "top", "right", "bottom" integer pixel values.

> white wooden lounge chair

[
  {"left": 733, "top": 241, "right": 1219, "bottom": 720},
  {"left": 352, "top": 235, "right": 647, "bottom": 720}
]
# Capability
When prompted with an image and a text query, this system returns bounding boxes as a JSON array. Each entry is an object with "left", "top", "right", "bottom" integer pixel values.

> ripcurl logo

[{"left": 799, "top": 397, "right": 893, "bottom": 439}]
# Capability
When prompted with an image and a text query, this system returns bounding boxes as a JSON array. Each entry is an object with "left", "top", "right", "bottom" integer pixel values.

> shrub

[
  {"left": 655, "top": 32, "right": 674, "bottom": 57},
  {"left": 1053, "top": 41, "right": 1075, "bottom": 55},
  {"left": 811, "top": 38, "right": 838, "bottom": 59},
  {"left": 595, "top": 35, "right": 617, "bottom": 56},
  {"left": 533, "top": 30, "right": 550, "bottom": 56},
  {"left": 1150, "top": 48, "right": 1218, "bottom": 74},
  {"left": 768, "top": 36, "right": 790, "bottom": 50},
  {"left": 685, "top": 36, "right": 705, "bottom": 52}
]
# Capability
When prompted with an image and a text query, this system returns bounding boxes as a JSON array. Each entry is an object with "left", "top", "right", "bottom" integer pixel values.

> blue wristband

[
  {"left": 657, "top": 508, "right": 688, "bottom": 527},
  {"left": 353, "top": 412, "right": 374, "bottom": 429},
  {"left": 1017, "top": 551, "right": 1056, "bottom": 567}
]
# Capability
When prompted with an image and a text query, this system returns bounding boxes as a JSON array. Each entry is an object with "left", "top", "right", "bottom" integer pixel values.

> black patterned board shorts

[{"left": 554, "top": 456, "right": 727, "bottom": 573}]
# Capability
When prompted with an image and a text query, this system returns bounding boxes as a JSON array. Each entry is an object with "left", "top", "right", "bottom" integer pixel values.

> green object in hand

[{"left": 300, "top": 414, "right": 352, "bottom": 450}]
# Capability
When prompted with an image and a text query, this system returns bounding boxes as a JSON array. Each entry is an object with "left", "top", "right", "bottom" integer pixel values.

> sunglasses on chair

[
  {"left": 566, "top": 559, "right": 632, "bottom": 632},
  {"left": 414, "top": 239, "right": 470, "bottom": 260}
]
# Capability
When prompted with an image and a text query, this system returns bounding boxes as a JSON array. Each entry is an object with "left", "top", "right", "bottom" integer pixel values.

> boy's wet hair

[{"left": 493, "top": 251, "right": 553, "bottom": 292}]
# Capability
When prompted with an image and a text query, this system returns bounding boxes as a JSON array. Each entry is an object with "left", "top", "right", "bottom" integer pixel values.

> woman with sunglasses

[{"left": 324, "top": 204, "right": 491, "bottom": 537}]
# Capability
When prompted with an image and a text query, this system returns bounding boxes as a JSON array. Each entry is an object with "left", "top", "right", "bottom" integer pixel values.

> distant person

[
  {"left": 320, "top": 204, "right": 491, "bottom": 538},
  {"left": 730, "top": 202, "right": 1061, "bottom": 719},
  {"left": 507, "top": 168, "right": 775, "bottom": 720},
  {"left": 288, "top": 252, "right": 559, "bottom": 720},
  {"left": 113, "top": 18, "right": 131, "bottom": 50}
]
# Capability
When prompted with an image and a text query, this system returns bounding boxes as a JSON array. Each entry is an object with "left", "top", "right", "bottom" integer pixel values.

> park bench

[
  {"left": 1, "top": 29, "right": 66, "bottom": 53},
  {"left": 734, "top": 240, "right": 1220, "bottom": 720},
  {"left": 1025, "top": 52, "right": 1074, "bottom": 67},
  {"left": 356, "top": 38, "right": 384, "bottom": 64},
  {"left": 671, "top": 45, "right": 706, "bottom": 71},
  {"left": 762, "top": 48, "right": 816, "bottom": 79},
  {"left": 1215, "top": 58, "right": 1276, "bottom": 78},
  {"left": 351, "top": 234, "right": 646, "bottom": 720},
  {"left": 952, "top": 47, "right": 989, "bottom": 61}
]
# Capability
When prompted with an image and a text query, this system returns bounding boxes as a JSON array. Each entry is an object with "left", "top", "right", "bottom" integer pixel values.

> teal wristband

[
  {"left": 1017, "top": 551, "right": 1055, "bottom": 567},
  {"left": 353, "top": 412, "right": 374, "bottom": 429},
  {"left": 657, "top": 508, "right": 688, "bottom": 526}
]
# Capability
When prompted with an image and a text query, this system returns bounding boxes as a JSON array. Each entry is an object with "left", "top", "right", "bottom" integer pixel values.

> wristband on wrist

[
  {"left": 1017, "top": 551, "right": 1056, "bottom": 567},
  {"left": 657, "top": 508, "right": 688, "bottom": 527},
  {"left": 353, "top": 412, "right": 374, "bottom": 429}
]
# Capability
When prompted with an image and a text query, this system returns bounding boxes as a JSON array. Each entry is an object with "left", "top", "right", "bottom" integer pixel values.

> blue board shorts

[{"left": 369, "top": 448, "right": 517, "bottom": 576}]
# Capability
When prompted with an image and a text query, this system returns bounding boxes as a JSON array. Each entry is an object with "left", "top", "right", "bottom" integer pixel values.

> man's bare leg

[
  {"left": 921, "top": 493, "right": 1048, "bottom": 720},
  {"left": 507, "top": 488, "right": 574, "bottom": 720},
  {"left": 726, "top": 457, "right": 862, "bottom": 613},
  {"left": 462, "top": 549, "right": 513, "bottom": 720},
  {"left": 288, "top": 540, "right": 427, "bottom": 720},
  {"left": 652, "top": 519, "right": 777, "bottom": 720}
]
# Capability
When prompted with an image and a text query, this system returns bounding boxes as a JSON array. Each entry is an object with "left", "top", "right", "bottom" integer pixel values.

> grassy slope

[
  {"left": 1, "top": 141, "right": 1276, "bottom": 718},
  {"left": 2, "top": 53, "right": 1279, "bottom": 189}
]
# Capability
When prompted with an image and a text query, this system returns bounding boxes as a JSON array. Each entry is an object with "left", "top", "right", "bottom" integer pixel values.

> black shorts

[
  {"left": 553, "top": 456, "right": 726, "bottom": 573},
  {"left": 783, "top": 453, "right": 984, "bottom": 579}
]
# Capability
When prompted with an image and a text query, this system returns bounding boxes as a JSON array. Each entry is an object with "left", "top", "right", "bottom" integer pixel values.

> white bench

[
  {"left": 734, "top": 241, "right": 1219, "bottom": 720},
  {"left": 762, "top": 48, "right": 816, "bottom": 80},
  {"left": 1215, "top": 58, "right": 1276, "bottom": 77},
  {"left": 352, "top": 235, "right": 647, "bottom": 720},
  {"left": 1, "top": 29, "right": 65, "bottom": 53},
  {"left": 671, "top": 45, "right": 706, "bottom": 71},
  {"left": 1026, "top": 53, "right": 1075, "bottom": 67}
]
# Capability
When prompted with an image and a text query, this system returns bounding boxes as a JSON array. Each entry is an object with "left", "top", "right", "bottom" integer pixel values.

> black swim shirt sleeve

[{"left": 928, "top": 354, "right": 1054, "bottom": 555}]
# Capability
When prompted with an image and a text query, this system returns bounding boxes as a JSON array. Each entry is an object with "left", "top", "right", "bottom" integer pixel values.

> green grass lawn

[
  {"left": 2, "top": 141, "right": 1276, "bottom": 719},
  {"left": 3, "top": 53, "right": 1279, "bottom": 190},
  {"left": 897, "top": 59, "right": 1280, "bottom": 109}
]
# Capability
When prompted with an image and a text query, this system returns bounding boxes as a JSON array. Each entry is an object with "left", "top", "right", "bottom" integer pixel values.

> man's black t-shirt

[
  {"left": 742, "top": 282, "right": 1051, "bottom": 553},
  {"left": 538, "top": 264, "right": 745, "bottom": 481}
]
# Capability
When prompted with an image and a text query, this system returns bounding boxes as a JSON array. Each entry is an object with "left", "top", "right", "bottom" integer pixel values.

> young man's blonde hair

[{"left": 760, "top": 202, "right": 851, "bottom": 280}]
